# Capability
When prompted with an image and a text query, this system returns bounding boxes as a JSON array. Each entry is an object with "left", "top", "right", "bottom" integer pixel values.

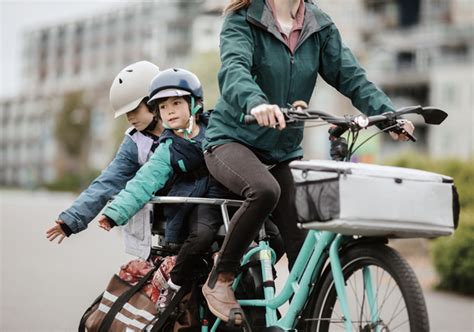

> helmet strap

[
  {"left": 162, "top": 121, "right": 171, "bottom": 129},
  {"left": 176, "top": 96, "right": 201, "bottom": 138},
  {"left": 142, "top": 117, "right": 158, "bottom": 133},
  {"left": 190, "top": 96, "right": 202, "bottom": 115},
  {"left": 162, "top": 97, "right": 201, "bottom": 138},
  {"left": 177, "top": 115, "right": 194, "bottom": 139}
]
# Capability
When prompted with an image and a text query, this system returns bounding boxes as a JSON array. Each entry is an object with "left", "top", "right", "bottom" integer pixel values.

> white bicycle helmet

[{"left": 109, "top": 61, "right": 160, "bottom": 118}]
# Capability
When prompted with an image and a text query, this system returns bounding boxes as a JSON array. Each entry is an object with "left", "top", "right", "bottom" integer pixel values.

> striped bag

[{"left": 79, "top": 266, "right": 159, "bottom": 332}]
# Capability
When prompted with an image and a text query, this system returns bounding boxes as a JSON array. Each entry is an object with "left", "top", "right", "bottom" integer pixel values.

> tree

[
  {"left": 188, "top": 50, "right": 221, "bottom": 110},
  {"left": 54, "top": 90, "right": 92, "bottom": 182}
]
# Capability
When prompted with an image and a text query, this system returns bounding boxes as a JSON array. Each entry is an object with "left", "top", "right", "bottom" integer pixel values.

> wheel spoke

[
  {"left": 360, "top": 270, "right": 367, "bottom": 330},
  {"left": 375, "top": 267, "right": 386, "bottom": 310},
  {"left": 347, "top": 270, "right": 365, "bottom": 314},
  {"left": 378, "top": 271, "right": 394, "bottom": 311},
  {"left": 306, "top": 248, "right": 428, "bottom": 332},
  {"left": 378, "top": 277, "right": 400, "bottom": 314},
  {"left": 341, "top": 266, "right": 408, "bottom": 331},
  {"left": 387, "top": 294, "right": 407, "bottom": 326},
  {"left": 391, "top": 317, "right": 410, "bottom": 331}
]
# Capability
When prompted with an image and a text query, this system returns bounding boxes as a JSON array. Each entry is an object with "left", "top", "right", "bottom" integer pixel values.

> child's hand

[
  {"left": 46, "top": 220, "right": 67, "bottom": 244},
  {"left": 98, "top": 215, "right": 112, "bottom": 231}
]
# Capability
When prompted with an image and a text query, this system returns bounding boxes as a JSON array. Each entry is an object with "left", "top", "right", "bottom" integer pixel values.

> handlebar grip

[{"left": 244, "top": 115, "right": 257, "bottom": 125}]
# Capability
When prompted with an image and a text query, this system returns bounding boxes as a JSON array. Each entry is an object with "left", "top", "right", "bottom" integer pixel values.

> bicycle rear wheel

[{"left": 304, "top": 244, "right": 429, "bottom": 332}]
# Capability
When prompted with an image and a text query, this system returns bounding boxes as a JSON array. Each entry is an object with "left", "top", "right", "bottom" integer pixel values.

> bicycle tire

[{"left": 303, "top": 244, "right": 429, "bottom": 332}]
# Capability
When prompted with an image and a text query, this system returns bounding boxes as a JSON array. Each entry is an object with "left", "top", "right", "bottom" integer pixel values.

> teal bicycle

[{"left": 149, "top": 105, "right": 456, "bottom": 331}]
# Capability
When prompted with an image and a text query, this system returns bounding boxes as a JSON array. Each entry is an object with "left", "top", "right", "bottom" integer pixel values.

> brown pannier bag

[{"left": 79, "top": 267, "right": 158, "bottom": 332}]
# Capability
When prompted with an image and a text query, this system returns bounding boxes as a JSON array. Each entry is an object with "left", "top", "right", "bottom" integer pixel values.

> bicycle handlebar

[
  {"left": 243, "top": 114, "right": 259, "bottom": 125},
  {"left": 244, "top": 105, "right": 447, "bottom": 137},
  {"left": 244, "top": 104, "right": 447, "bottom": 161}
]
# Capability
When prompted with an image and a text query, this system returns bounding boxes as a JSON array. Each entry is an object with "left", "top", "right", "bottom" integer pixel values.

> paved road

[
  {"left": 1, "top": 190, "right": 473, "bottom": 331},
  {"left": 1, "top": 190, "right": 132, "bottom": 331}
]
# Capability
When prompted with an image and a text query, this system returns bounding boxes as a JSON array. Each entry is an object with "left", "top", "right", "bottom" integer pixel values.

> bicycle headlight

[{"left": 354, "top": 115, "right": 369, "bottom": 128}]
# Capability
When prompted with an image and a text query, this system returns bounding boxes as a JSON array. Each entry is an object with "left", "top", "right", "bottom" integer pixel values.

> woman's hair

[{"left": 223, "top": 0, "right": 252, "bottom": 15}]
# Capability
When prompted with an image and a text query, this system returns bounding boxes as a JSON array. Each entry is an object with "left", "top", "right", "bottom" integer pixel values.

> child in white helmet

[
  {"left": 96, "top": 68, "right": 228, "bottom": 312},
  {"left": 46, "top": 61, "right": 164, "bottom": 259}
]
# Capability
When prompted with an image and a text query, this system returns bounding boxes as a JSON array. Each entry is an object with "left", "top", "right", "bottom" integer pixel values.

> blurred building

[
  {"left": 192, "top": 0, "right": 224, "bottom": 53},
  {"left": 1, "top": 95, "right": 59, "bottom": 186},
  {"left": 1, "top": 0, "right": 472, "bottom": 188},
  {"left": 362, "top": 0, "right": 474, "bottom": 159},
  {"left": 1, "top": 0, "right": 205, "bottom": 187},
  {"left": 21, "top": 1, "right": 201, "bottom": 95},
  {"left": 304, "top": 0, "right": 473, "bottom": 161}
]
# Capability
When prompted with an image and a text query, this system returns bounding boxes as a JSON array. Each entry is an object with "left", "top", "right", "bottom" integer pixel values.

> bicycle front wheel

[{"left": 304, "top": 244, "right": 429, "bottom": 332}]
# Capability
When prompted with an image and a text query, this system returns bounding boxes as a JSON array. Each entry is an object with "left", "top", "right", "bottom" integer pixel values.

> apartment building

[
  {"left": 304, "top": 0, "right": 473, "bottom": 161},
  {"left": 361, "top": 0, "right": 474, "bottom": 159},
  {"left": 1, "top": 0, "right": 203, "bottom": 187},
  {"left": 21, "top": 1, "right": 202, "bottom": 95}
]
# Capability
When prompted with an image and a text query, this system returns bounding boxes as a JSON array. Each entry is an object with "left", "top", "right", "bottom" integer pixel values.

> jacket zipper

[{"left": 287, "top": 55, "right": 295, "bottom": 104}]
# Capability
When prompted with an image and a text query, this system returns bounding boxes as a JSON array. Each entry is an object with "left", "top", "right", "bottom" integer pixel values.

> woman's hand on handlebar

[
  {"left": 250, "top": 104, "right": 286, "bottom": 130},
  {"left": 389, "top": 119, "right": 415, "bottom": 141}
]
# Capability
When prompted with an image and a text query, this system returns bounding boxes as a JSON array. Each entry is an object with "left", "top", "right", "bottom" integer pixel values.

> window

[{"left": 397, "top": 51, "right": 416, "bottom": 70}]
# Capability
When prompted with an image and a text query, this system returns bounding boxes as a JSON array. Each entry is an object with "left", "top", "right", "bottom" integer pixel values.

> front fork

[{"left": 329, "top": 235, "right": 380, "bottom": 331}]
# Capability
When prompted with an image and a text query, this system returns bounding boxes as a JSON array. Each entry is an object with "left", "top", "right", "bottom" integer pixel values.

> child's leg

[
  {"left": 157, "top": 204, "right": 222, "bottom": 311},
  {"left": 170, "top": 204, "right": 223, "bottom": 286}
]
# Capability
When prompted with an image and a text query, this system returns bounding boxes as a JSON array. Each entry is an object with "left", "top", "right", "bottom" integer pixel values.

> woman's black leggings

[{"left": 204, "top": 142, "right": 307, "bottom": 273}]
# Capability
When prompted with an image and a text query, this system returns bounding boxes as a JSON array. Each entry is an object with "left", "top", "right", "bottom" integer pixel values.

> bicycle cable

[{"left": 349, "top": 124, "right": 399, "bottom": 156}]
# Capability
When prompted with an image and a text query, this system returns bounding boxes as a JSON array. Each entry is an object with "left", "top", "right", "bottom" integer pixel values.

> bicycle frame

[
  {"left": 232, "top": 232, "right": 367, "bottom": 332},
  {"left": 149, "top": 196, "right": 381, "bottom": 332},
  {"left": 197, "top": 105, "right": 443, "bottom": 331}
]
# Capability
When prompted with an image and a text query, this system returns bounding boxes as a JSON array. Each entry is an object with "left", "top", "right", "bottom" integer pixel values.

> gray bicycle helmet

[
  {"left": 110, "top": 61, "right": 160, "bottom": 118},
  {"left": 147, "top": 68, "right": 203, "bottom": 115}
]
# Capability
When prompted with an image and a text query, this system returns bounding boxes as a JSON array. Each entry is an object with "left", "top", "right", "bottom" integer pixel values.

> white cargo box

[{"left": 291, "top": 160, "right": 459, "bottom": 238}]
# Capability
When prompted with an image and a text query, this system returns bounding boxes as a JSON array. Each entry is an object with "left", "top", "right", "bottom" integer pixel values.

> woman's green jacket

[{"left": 204, "top": 0, "right": 395, "bottom": 163}]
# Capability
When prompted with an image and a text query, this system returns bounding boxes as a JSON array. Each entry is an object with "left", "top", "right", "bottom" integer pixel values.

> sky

[{"left": 0, "top": 0, "right": 125, "bottom": 99}]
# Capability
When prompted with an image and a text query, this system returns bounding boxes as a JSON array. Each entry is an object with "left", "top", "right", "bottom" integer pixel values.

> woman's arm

[
  {"left": 318, "top": 24, "right": 395, "bottom": 116},
  {"left": 103, "top": 140, "right": 174, "bottom": 226},
  {"left": 218, "top": 11, "right": 268, "bottom": 114}
]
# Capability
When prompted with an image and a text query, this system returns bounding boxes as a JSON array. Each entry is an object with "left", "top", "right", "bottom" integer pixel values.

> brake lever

[
  {"left": 392, "top": 121, "right": 417, "bottom": 142},
  {"left": 402, "top": 129, "right": 417, "bottom": 142}
]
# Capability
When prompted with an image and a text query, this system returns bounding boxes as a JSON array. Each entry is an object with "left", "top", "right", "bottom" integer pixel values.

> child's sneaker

[{"left": 157, "top": 280, "right": 181, "bottom": 313}]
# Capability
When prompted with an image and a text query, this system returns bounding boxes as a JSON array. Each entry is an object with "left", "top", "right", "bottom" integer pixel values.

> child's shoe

[{"left": 157, "top": 279, "right": 181, "bottom": 313}]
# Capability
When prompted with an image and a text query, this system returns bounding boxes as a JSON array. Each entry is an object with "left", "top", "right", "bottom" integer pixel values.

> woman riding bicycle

[{"left": 201, "top": 0, "right": 415, "bottom": 326}]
